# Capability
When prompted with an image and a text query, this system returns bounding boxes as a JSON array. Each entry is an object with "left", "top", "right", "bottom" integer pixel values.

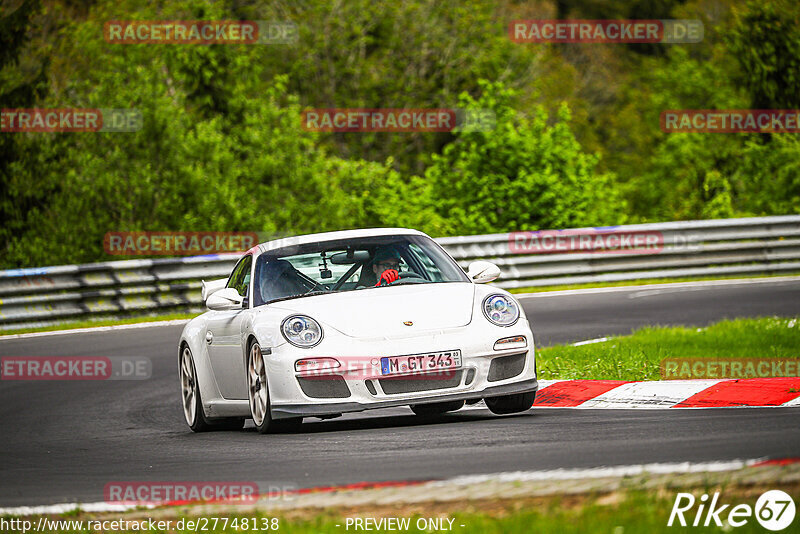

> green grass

[
  {"left": 508, "top": 272, "right": 799, "bottom": 294},
  {"left": 0, "top": 312, "right": 198, "bottom": 337},
  {"left": 538, "top": 316, "right": 800, "bottom": 381},
  {"left": 5, "top": 486, "right": 795, "bottom": 533}
]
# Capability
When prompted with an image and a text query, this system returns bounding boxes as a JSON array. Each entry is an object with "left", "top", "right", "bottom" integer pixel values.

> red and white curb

[
  {"left": 534, "top": 378, "right": 800, "bottom": 408},
  {"left": 459, "top": 378, "right": 800, "bottom": 410}
]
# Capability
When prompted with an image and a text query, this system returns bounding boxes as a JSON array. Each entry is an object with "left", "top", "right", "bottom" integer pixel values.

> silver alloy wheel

[
  {"left": 248, "top": 343, "right": 268, "bottom": 426},
  {"left": 180, "top": 346, "right": 196, "bottom": 426}
]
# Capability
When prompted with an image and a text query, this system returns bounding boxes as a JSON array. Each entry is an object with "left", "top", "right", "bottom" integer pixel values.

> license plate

[{"left": 380, "top": 350, "right": 462, "bottom": 376}]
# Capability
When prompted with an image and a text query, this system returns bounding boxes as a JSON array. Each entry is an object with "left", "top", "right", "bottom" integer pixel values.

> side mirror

[
  {"left": 206, "top": 287, "right": 244, "bottom": 311},
  {"left": 201, "top": 278, "right": 228, "bottom": 301},
  {"left": 467, "top": 261, "right": 500, "bottom": 284}
]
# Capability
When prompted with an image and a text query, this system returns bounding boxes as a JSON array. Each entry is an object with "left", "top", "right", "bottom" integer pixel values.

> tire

[
  {"left": 247, "top": 341, "right": 303, "bottom": 434},
  {"left": 180, "top": 345, "right": 245, "bottom": 432},
  {"left": 410, "top": 400, "right": 465, "bottom": 416},
  {"left": 484, "top": 391, "right": 536, "bottom": 415}
]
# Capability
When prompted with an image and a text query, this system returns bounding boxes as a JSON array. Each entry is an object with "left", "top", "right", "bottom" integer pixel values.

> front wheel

[
  {"left": 247, "top": 342, "right": 273, "bottom": 434},
  {"left": 410, "top": 400, "right": 465, "bottom": 416},
  {"left": 247, "top": 341, "right": 303, "bottom": 434},
  {"left": 485, "top": 391, "right": 536, "bottom": 415}
]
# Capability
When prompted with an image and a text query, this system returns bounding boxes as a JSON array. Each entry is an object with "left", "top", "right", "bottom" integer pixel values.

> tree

[
  {"left": 422, "top": 80, "right": 625, "bottom": 235},
  {"left": 0, "top": 0, "right": 48, "bottom": 261},
  {"left": 728, "top": 0, "right": 800, "bottom": 109}
]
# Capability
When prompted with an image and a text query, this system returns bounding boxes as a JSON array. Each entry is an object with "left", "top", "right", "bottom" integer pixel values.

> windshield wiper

[{"left": 266, "top": 290, "right": 331, "bottom": 305}]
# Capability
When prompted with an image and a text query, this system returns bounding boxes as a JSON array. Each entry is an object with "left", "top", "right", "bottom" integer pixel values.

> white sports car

[{"left": 178, "top": 228, "right": 538, "bottom": 433}]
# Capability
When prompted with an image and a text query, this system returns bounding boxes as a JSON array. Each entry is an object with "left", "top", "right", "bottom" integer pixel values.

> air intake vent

[
  {"left": 297, "top": 376, "right": 351, "bottom": 398},
  {"left": 464, "top": 368, "right": 476, "bottom": 385},
  {"left": 379, "top": 370, "right": 463, "bottom": 395},
  {"left": 488, "top": 353, "right": 526, "bottom": 382}
]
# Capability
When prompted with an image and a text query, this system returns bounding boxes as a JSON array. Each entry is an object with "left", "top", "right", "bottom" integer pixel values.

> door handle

[{"left": 206, "top": 331, "right": 213, "bottom": 345}]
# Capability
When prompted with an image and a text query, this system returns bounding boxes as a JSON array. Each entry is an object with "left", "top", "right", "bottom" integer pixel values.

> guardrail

[{"left": 1, "top": 216, "right": 799, "bottom": 330}]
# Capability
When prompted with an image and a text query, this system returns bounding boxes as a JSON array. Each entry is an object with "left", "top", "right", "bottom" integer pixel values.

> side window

[
  {"left": 226, "top": 255, "right": 253, "bottom": 297},
  {"left": 408, "top": 243, "right": 445, "bottom": 282}
]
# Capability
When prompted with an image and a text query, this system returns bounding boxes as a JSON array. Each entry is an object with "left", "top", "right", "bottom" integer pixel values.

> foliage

[
  {"left": 421, "top": 81, "right": 624, "bottom": 235},
  {"left": 1, "top": 0, "right": 798, "bottom": 267},
  {"left": 727, "top": 0, "right": 800, "bottom": 109}
]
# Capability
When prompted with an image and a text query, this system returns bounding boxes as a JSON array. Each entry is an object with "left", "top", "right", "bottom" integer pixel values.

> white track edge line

[
  {"left": 571, "top": 337, "right": 610, "bottom": 346},
  {"left": 427, "top": 458, "right": 767, "bottom": 486},
  {"left": 0, "top": 319, "right": 192, "bottom": 340},
  {"left": 515, "top": 276, "right": 800, "bottom": 298}
]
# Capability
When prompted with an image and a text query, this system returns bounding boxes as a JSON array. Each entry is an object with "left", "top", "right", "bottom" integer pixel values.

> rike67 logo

[{"left": 669, "top": 490, "right": 795, "bottom": 530}]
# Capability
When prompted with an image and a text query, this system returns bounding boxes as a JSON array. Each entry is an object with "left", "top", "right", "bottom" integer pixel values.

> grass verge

[
  {"left": 0, "top": 312, "right": 198, "bottom": 337},
  {"left": 5, "top": 482, "right": 797, "bottom": 533},
  {"left": 537, "top": 316, "right": 800, "bottom": 381}
]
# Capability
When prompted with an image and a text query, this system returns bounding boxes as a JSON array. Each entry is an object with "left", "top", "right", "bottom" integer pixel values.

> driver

[{"left": 373, "top": 247, "right": 402, "bottom": 286}]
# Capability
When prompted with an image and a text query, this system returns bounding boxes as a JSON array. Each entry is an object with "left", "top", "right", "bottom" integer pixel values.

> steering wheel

[
  {"left": 374, "top": 271, "right": 417, "bottom": 287},
  {"left": 386, "top": 271, "right": 427, "bottom": 285}
]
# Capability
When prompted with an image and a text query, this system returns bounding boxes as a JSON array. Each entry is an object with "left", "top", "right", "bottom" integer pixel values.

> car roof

[{"left": 257, "top": 227, "right": 428, "bottom": 253}]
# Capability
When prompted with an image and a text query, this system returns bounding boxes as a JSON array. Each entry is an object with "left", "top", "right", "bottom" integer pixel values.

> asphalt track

[{"left": 1, "top": 278, "right": 799, "bottom": 506}]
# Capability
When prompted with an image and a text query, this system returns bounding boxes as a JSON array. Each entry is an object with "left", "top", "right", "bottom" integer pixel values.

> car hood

[{"left": 268, "top": 283, "right": 475, "bottom": 338}]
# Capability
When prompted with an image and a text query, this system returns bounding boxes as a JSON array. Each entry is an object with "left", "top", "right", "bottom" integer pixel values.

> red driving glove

[{"left": 376, "top": 269, "right": 400, "bottom": 286}]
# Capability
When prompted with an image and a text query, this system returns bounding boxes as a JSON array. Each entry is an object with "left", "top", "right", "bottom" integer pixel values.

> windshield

[{"left": 252, "top": 234, "right": 469, "bottom": 306}]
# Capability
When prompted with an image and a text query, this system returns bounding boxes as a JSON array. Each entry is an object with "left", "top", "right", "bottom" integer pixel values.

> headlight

[
  {"left": 482, "top": 294, "right": 520, "bottom": 326},
  {"left": 281, "top": 315, "right": 323, "bottom": 347}
]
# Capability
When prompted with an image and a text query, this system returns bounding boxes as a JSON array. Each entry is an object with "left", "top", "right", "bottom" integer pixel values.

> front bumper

[
  {"left": 264, "top": 320, "right": 537, "bottom": 419},
  {"left": 271, "top": 378, "right": 538, "bottom": 418}
]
